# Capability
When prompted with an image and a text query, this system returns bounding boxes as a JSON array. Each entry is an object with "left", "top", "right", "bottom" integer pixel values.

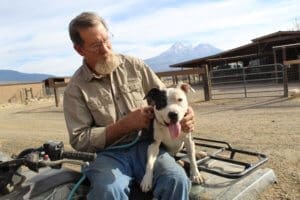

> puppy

[{"left": 140, "top": 83, "right": 204, "bottom": 192}]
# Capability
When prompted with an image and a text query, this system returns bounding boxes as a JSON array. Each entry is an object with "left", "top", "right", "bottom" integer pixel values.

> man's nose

[{"left": 98, "top": 43, "right": 111, "bottom": 54}]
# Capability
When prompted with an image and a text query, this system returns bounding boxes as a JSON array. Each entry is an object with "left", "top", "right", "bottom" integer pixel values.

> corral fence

[
  {"left": 156, "top": 68, "right": 204, "bottom": 87},
  {"left": 209, "top": 64, "right": 287, "bottom": 99}
]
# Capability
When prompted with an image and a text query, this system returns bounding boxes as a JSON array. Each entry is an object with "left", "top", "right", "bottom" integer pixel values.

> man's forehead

[{"left": 79, "top": 24, "right": 108, "bottom": 43}]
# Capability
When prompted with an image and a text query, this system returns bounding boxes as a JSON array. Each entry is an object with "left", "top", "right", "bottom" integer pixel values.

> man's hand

[
  {"left": 180, "top": 106, "right": 195, "bottom": 133},
  {"left": 121, "top": 106, "right": 154, "bottom": 132},
  {"left": 106, "top": 106, "right": 154, "bottom": 146},
  {"left": 124, "top": 106, "right": 154, "bottom": 131}
]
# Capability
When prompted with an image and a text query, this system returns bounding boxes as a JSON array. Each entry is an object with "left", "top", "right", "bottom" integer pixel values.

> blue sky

[{"left": 0, "top": 0, "right": 299, "bottom": 76}]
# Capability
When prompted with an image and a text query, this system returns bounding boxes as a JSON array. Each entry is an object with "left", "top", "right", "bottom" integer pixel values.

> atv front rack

[{"left": 177, "top": 137, "right": 268, "bottom": 179}]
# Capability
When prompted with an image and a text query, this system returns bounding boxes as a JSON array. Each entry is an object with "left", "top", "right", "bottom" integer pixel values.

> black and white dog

[{"left": 140, "top": 83, "right": 204, "bottom": 192}]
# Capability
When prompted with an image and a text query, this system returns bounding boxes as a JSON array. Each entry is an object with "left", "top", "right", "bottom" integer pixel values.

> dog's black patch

[
  {"left": 144, "top": 88, "right": 167, "bottom": 110},
  {"left": 155, "top": 90, "right": 167, "bottom": 110}
]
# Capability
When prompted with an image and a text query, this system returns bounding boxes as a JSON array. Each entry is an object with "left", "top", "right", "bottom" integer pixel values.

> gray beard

[{"left": 94, "top": 54, "right": 121, "bottom": 75}]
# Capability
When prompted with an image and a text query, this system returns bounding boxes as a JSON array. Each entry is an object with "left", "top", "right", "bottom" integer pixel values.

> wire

[
  {"left": 66, "top": 172, "right": 86, "bottom": 200},
  {"left": 106, "top": 130, "right": 142, "bottom": 150},
  {"left": 66, "top": 130, "right": 142, "bottom": 199}
]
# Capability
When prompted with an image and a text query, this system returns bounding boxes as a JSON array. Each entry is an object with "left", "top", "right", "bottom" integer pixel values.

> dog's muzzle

[{"left": 168, "top": 112, "right": 178, "bottom": 123}]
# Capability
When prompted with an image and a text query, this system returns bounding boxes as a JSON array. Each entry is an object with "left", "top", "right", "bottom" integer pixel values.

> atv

[{"left": 0, "top": 138, "right": 275, "bottom": 200}]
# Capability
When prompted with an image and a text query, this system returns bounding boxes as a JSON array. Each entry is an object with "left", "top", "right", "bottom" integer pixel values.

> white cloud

[
  {"left": 18, "top": 54, "right": 82, "bottom": 76},
  {"left": 0, "top": 0, "right": 299, "bottom": 75},
  {"left": 112, "top": 0, "right": 300, "bottom": 48},
  {"left": 113, "top": 42, "right": 171, "bottom": 59}
]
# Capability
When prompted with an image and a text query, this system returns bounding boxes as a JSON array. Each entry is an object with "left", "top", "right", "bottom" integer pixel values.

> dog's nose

[{"left": 168, "top": 112, "right": 178, "bottom": 123}]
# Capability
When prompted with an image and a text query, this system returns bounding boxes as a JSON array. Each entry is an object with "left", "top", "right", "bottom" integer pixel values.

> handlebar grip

[{"left": 62, "top": 151, "right": 96, "bottom": 162}]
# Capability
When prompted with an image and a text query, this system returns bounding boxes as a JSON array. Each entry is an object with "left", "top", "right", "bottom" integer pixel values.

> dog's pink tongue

[{"left": 168, "top": 123, "right": 181, "bottom": 139}]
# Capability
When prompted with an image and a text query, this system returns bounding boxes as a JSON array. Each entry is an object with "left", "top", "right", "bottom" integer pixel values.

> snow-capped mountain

[{"left": 144, "top": 42, "right": 221, "bottom": 72}]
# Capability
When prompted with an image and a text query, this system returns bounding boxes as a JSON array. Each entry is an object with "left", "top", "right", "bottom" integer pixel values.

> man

[{"left": 64, "top": 12, "right": 195, "bottom": 200}]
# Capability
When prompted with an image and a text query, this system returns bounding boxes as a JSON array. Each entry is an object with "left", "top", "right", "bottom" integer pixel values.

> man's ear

[
  {"left": 144, "top": 88, "right": 160, "bottom": 106},
  {"left": 74, "top": 44, "right": 85, "bottom": 56}
]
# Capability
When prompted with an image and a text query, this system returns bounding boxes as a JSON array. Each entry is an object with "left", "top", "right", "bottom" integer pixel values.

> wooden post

[
  {"left": 20, "top": 90, "right": 23, "bottom": 103},
  {"left": 54, "top": 87, "right": 60, "bottom": 107},
  {"left": 273, "top": 49, "right": 278, "bottom": 83},
  {"left": 203, "top": 64, "right": 211, "bottom": 101},
  {"left": 242, "top": 67, "right": 247, "bottom": 98},
  {"left": 282, "top": 48, "right": 288, "bottom": 97},
  {"left": 24, "top": 88, "right": 29, "bottom": 101},
  {"left": 29, "top": 88, "right": 33, "bottom": 98},
  {"left": 298, "top": 55, "right": 300, "bottom": 81}
]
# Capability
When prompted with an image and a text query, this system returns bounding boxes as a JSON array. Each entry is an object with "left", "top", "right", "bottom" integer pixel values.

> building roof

[
  {"left": 170, "top": 31, "right": 300, "bottom": 68},
  {"left": 252, "top": 31, "right": 300, "bottom": 42}
]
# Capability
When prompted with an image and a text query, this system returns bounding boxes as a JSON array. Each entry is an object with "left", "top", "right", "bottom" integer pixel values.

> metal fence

[{"left": 209, "top": 64, "right": 286, "bottom": 99}]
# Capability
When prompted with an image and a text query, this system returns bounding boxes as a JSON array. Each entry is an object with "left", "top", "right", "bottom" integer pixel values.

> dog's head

[{"left": 145, "top": 83, "right": 192, "bottom": 139}]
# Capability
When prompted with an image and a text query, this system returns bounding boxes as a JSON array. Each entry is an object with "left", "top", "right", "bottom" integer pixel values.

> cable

[
  {"left": 66, "top": 171, "right": 86, "bottom": 200},
  {"left": 66, "top": 130, "right": 142, "bottom": 199},
  {"left": 106, "top": 130, "right": 142, "bottom": 150}
]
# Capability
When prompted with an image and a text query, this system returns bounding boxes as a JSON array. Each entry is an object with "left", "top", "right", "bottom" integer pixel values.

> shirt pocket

[
  {"left": 87, "top": 95, "right": 114, "bottom": 125},
  {"left": 119, "top": 80, "right": 147, "bottom": 109},
  {"left": 87, "top": 97, "right": 104, "bottom": 111}
]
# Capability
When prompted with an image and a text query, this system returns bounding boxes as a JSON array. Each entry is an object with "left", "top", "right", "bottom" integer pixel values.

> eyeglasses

[{"left": 85, "top": 32, "right": 114, "bottom": 53}]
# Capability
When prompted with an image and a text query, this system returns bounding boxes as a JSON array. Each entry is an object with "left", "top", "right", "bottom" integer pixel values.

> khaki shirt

[{"left": 63, "top": 54, "right": 164, "bottom": 152}]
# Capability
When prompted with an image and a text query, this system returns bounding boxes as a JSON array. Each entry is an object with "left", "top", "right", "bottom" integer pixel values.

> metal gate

[{"left": 209, "top": 64, "right": 286, "bottom": 99}]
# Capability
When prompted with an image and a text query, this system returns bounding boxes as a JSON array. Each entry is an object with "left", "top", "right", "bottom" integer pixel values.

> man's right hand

[
  {"left": 122, "top": 106, "right": 154, "bottom": 131},
  {"left": 105, "top": 106, "right": 154, "bottom": 146}
]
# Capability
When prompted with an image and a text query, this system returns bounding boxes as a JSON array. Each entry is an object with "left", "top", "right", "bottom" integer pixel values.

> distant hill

[
  {"left": 0, "top": 70, "right": 54, "bottom": 84},
  {"left": 144, "top": 42, "right": 221, "bottom": 72},
  {"left": 0, "top": 42, "right": 221, "bottom": 83}
]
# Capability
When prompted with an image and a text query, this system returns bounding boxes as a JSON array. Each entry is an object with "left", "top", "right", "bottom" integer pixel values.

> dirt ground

[{"left": 0, "top": 84, "right": 299, "bottom": 199}]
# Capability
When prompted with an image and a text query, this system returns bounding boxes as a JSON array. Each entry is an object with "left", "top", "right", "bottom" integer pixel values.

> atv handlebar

[
  {"left": 62, "top": 151, "right": 96, "bottom": 162},
  {"left": 0, "top": 141, "right": 96, "bottom": 194},
  {"left": 0, "top": 141, "right": 96, "bottom": 174}
]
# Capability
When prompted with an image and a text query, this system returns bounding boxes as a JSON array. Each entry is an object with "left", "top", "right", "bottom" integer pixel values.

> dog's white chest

[
  {"left": 162, "top": 138, "right": 184, "bottom": 155},
  {"left": 154, "top": 122, "right": 185, "bottom": 155}
]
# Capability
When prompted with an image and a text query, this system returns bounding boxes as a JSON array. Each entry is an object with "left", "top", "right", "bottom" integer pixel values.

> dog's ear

[
  {"left": 178, "top": 83, "right": 195, "bottom": 93},
  {"left": 144, "top": 88, "right": 161, "bottom": 106}
]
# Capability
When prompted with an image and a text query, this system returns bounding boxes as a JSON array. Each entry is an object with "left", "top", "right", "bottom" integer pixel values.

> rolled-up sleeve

[{"left": 63, "top": 84, "right": 106, "bottom": 152}]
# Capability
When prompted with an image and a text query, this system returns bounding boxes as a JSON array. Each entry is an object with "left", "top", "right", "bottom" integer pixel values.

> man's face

[{"left": 75, "top": 23, "right": 113, "bottom": 71}]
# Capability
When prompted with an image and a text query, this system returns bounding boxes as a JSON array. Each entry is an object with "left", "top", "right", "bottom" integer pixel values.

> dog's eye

[{"left": 177, "top": 98, "right": 183, "bottom": 102}]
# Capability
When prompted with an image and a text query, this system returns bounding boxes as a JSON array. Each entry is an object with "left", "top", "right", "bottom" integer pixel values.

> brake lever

[
  {"left": 24, "top": 152, "right": 42, "bottom": 172},
  {"left": 40, "top": 159, "right": 90, "bottom": 168}
]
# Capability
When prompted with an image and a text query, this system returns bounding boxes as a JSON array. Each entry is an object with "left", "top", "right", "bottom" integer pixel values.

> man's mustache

[{"left": 94, "top": 53, "right": 121, "bottom": 75}]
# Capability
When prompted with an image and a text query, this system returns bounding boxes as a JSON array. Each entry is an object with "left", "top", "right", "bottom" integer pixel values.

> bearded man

[{"left": 63, "top": 12, "right": 195, "bottom": 200}]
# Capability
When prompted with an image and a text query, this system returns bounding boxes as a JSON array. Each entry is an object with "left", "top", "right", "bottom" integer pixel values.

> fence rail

[{"left": 209, "top": 64, "right": 286, "bottom": 99}]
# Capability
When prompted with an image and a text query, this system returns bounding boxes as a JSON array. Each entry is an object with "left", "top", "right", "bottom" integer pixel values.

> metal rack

[{"left": 177, "top": 137, "right": 268, "bottom": 179}]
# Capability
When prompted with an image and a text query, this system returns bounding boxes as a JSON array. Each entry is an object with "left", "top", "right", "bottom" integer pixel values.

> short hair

[{"left": 69, "top": 12, "right": 108, "bottom": 46}]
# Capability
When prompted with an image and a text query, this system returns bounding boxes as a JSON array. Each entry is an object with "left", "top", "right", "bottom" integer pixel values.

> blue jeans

[{"left": 84, "top": 140, "right": 191, "bottom": 200}]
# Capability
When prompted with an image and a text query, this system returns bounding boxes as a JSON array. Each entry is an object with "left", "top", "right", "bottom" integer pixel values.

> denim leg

[
  {"left": 131, "top": 141, "right": 191, "bottom": 200},
  {"left": 84, "top": 151, "right": 133, "bottom": 200},
  {"left": 152, "top": 152, "right": 191, "bottom": 200},
  {"left": 84, "top": 141, "right": 190, "bottom": 200}
]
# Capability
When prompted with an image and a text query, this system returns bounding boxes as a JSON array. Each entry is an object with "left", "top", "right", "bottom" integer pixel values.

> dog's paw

[
  {"left": 176, "top": 159, "right": 185, "bottom": 167},
  {"left": 190, "top": 171, "right": 205, "bottom": 184},
  {"left": 196, "top": 151, "right": 207, "bottom": 159},
  {"left": 140, "top": 174, "right": 153, "bottom": 192}
]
